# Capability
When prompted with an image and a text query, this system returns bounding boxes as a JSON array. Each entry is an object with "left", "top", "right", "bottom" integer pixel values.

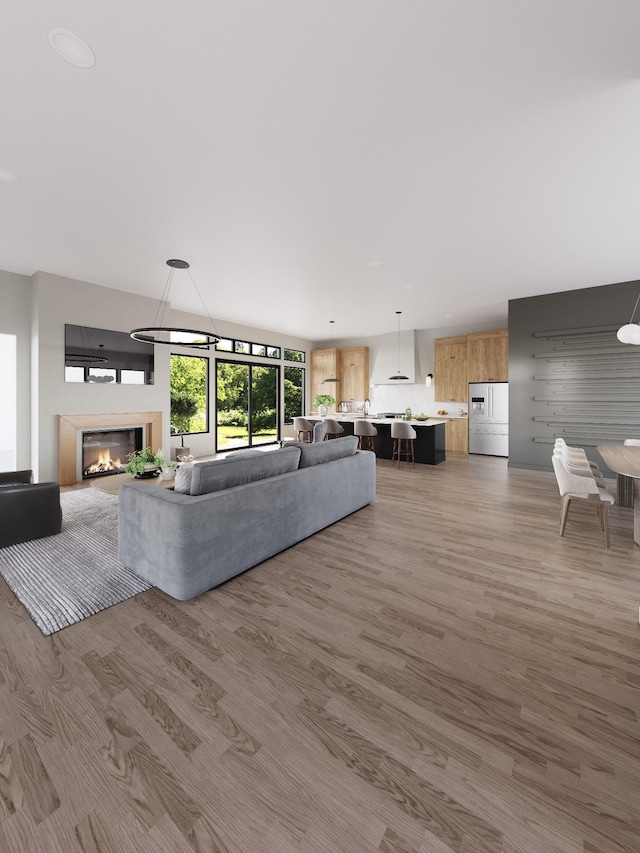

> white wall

[
  {"left": 0, "top": 333, "right": 16, "bottom": 470},
  {"left": 32, "top": 272, "right": 171, "bottom": 481},
  {"left": 0, "top": 269, "right": 32, "bottom": 469}
]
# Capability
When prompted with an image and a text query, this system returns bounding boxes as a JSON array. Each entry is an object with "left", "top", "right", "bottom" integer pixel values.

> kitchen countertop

[{"left": 305, "top": 415, "right": 447, "bottom": 426}]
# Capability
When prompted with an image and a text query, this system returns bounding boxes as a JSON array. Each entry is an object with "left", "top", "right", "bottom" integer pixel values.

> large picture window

[{"left": 170, "top": 354, "right": 209, "bottom": 435}]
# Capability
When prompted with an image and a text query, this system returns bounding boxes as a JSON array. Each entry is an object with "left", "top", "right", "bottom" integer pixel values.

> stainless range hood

[{"left": 370, "top": 329, "right": 420, "bottom": 384}]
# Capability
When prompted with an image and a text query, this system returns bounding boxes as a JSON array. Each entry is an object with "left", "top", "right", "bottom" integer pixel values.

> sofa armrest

[{"left": 0, "top": 482, "right": 62, "bottom": 547}]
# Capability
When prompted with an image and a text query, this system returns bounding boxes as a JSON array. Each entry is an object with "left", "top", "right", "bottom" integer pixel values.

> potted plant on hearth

[
  {"left": 170, "top": 391, "right": 198, "bottom": 460},
  {"left": 125, "top": 447, "right": 165, "bottom": 478},
  {"left": 313, "top": 393, "right": 335, "bottom": 418}
]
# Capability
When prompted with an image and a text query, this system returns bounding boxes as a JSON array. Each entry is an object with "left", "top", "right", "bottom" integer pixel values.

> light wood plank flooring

[{"left": 1, "top": 453, "right": 639, "bottom": 852}]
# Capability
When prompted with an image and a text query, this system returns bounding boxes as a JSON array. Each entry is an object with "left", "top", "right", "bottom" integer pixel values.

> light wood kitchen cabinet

[
  {"left": 428, "top": 417, "right": 468, "bottom": 452},
  {"left": 434, "top": 336, "right": 468, "bottom": 402},
  {"left": 467, "top": 330, "right": 508, "bottom": 382},
  {"left": 310, "top": 348, "right": 339, "bottom": 408},
  {"left": 311, "top": 346, "right": 369, "bottom": 409},
  {"left": 429, "top": 417, "right": 469, "bottom": 453},
  {"left": 338, "top": 347, "right": 369, "bottom": 403},
  {"left": 445, "top": 418, "right": 468, "bottom": 452}
]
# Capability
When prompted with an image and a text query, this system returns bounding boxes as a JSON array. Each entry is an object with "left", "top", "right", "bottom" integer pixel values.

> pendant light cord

[
  {"left": 152, "top": 267, "right": 174, "bottom": 327},
  {"left": 187, "top": 268, "right": 220, "bottom": 335},
  {"left": 151, "top": 266, "right": 219, "bottom": 336}
]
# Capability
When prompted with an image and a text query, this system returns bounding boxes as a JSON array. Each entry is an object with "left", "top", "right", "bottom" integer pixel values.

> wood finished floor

[{"left": 1, "top": 453, "right": 639, "bottom": 852}]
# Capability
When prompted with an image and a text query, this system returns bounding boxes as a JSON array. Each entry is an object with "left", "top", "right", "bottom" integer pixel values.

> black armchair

[{"left": 0, "top": 470, "right": 62, "bottom": 548}]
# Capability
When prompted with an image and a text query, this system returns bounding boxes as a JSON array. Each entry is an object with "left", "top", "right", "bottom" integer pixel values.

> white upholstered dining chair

[
  {"left": 551, "top": 450, "right": 615, "bottom": 547},
  {"left": 554, "top": 438, "right": 602, "bottom": 474}
]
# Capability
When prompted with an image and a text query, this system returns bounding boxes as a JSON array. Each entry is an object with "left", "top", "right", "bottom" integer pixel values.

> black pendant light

[
  {"left": 389, "top": 310, "right": 409, "bottom": 380},
  {"left": 323, "top": 320, "right": 340, "bottom": 383},
  {"left": 130, "top": 259, "right": 220, "bottom": 348}
]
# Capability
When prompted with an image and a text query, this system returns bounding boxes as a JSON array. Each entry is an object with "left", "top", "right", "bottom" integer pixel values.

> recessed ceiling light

[
  {"left": 48, "top": 29, "right": 95, "bottom": 68},
  {"left": 0, "top": 168, "right": 18, "bottom": 182},
  {"left": 444, "top": 313, "right": 453, "bottom": 318}
]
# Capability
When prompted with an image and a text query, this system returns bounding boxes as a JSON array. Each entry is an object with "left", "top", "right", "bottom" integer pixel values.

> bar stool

[
  {"left": 391, "top": 420, "right": 416, "bottom": 467},
  {"left": 323, "top": 419, "right": 345, "bottom": 440},
  {"left": 293, "top": 417, "right": 314, "bottom": 443},
  {"left": 354, "top": 419, "right": 377, "bottom": 452}
]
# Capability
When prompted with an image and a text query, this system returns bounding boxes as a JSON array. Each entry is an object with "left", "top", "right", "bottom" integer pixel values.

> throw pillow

[{"left": 174, "top": 462, "right": 195, "bottom": 494}]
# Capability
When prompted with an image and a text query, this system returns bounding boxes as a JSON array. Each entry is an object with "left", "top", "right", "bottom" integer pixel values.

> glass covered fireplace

[{"left": 81, "top": 427, "right": 143, "bottom": 479}]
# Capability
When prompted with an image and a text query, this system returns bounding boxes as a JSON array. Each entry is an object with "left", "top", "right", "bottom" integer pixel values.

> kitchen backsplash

[{"left": 351, "top": 384, "right": 467, "bottom": 417}]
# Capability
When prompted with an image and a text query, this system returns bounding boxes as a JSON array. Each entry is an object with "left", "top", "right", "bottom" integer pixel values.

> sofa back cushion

[
  {"left": 0, "top": 470, "right": 34, "bottom": 486},
  {"left": 296, "top": 435, "right": 358, "bottom": 468},
  {"left": 189, "top": 445, "right": 301, "bottom": 495},
  {"left": 173, "top": 449, "right": 278, "bottom": 495}
]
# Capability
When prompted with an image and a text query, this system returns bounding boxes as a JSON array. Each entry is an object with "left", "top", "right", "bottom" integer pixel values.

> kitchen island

[{"left": 305, "top": 416, "right": 446, "bottom": 465}]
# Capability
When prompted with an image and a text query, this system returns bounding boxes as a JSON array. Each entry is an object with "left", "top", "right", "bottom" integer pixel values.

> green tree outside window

[
  {"left": 170, "top": 355, "right": 208, "bottom": 434},
  {"left": 284, "top": 366, "right": 304, "bottom": 423}
]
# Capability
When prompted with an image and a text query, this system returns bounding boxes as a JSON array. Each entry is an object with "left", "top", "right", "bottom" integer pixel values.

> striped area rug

[{"left": 0, "top": 488, "right": 151, "bottom": 635}]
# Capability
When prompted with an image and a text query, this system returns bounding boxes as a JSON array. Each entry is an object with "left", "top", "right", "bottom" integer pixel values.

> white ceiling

[{"left": 2, "top": 1, "right": 640, "bottom": 340}]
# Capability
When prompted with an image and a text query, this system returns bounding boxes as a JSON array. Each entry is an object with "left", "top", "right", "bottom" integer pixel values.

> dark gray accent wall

[{"left": 509, "top": 279, "right": 640, "bottom": 473}]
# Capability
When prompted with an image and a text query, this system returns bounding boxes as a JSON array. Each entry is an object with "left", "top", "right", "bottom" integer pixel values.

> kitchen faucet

[{"left": 363, "top": 398, "right": 371, "bottom": 418}]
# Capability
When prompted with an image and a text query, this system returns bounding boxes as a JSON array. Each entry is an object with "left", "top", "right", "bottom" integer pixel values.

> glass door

[
  {"left": 215, "top": 360, "right": 279, "bottom": 452},
  {"left": 250, "top": 364, "right": 278, "bottom": 446}
]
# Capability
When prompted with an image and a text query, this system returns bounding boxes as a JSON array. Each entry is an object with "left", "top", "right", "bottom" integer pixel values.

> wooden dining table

[{"left": 597, "top": 444, "right": 640, "bottom": 545}]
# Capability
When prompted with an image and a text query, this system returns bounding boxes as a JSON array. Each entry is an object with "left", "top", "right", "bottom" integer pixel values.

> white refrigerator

[{"left": 468, "top": 382, "right": 509, "bottom": 457}]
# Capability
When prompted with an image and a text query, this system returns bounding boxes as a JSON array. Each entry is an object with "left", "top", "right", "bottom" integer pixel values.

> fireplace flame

[{"left": 84, "top": 449, "right": 123, "bottom": 476}]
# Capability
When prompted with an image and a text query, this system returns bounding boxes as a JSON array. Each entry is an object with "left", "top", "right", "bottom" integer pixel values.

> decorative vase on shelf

[{"left": 318, "top": 404, "right": 328, "bottom": 418}]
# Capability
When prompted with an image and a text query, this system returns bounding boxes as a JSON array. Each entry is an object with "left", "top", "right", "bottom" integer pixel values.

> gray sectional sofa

[{"left": 118, "top": 435, "right": 375, "bottom": 600}]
